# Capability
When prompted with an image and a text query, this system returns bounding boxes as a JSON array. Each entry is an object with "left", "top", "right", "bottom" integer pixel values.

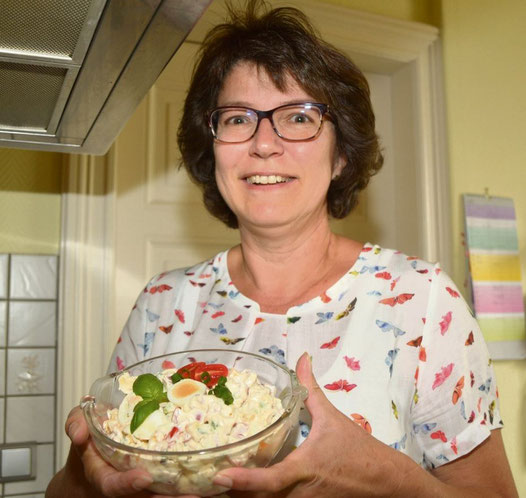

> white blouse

[{"left": 108, "top": 243, "right": 502, "bottom": 469}]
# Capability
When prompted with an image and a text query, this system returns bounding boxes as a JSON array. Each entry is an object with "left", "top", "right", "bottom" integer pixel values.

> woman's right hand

[
  {"left": 63, "top": 405, "right": 155, "bottom": 496},
  {"left": 54, "top": 406, "right": 200, "bottom": 498}
]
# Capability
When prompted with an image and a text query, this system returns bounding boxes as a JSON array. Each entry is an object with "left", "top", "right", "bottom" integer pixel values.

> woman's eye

[
  {"left": 288, "top": 113, "right": 312, "bottom": 124},
  {"left": 224, "top": 115, "right": 250, "bottom": 126}
]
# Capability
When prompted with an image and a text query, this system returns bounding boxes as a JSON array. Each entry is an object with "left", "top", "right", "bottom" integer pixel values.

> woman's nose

[{"left": 249, "top": 117, "right": 283, "bottom": 157}]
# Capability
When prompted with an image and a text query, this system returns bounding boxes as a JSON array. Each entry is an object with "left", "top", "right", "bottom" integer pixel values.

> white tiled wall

[
  {"left": 0, "top": 254, "right": 58, "bottom": 496},
  {"left": 8, "top": 302, "right": 56, "bottom": 347},
  {"left": 9, "top": 256, "right": 57, "bottom": 300},
  {"left": 6, "top": 349, "right": 55, "bottom": 395},
  {"left": 6, "top": 397, "right": 55, "bottom": 444},
  {"left": 0, "top": 256, "right": 7, "bottom": 299}
]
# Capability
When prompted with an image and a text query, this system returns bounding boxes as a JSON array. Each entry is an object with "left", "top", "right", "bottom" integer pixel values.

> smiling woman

[
  {"left": 211, "top": 62, "right": 345, "bottom": 234},
  {"left": 46, "top": 1, "right": 518, "bottom": 497},
  {"left": 178, "top": 1, "right": 382, "bottom": 229}
]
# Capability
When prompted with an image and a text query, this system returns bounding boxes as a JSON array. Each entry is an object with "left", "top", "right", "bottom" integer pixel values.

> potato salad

[{"left": 102, "top": 361, "right": 285, "bottom": 452}]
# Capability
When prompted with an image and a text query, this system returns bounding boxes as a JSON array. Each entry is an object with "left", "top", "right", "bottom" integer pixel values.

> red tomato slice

[
  {"left": 193, "top": 363, "right": 228, "bottom": 387},
  {"left": 176, "top": 361, "right": 206, "bottom": 379}
]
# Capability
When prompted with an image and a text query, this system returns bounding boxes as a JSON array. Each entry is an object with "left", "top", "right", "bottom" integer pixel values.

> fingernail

[
  {"left": 67, "top": 422, "right": 79, "bottom": 440},
  {"left": 132, "top": 476, "right": 153, "bottom": 490},
  {"left": 213, "top": 474, "right": 233, "bottom": 488}
]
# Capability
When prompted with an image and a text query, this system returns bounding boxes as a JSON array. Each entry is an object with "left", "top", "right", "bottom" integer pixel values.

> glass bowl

[{"left": 81, "top": 349, "right": 306, "bottom": 496}]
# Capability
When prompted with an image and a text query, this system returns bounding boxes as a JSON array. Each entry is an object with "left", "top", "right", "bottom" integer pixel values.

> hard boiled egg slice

[
  {"left": 168, "top": 379, "right": 207, "bottom": 405},
  {"left": 118, "top": 372, "right": 135, "bottom": 394},
  {"left": 133, "top": 408, "right": 169, "bottom": 440},
  {"left": 118, "top": 393, "right": 142, "bottom": 425}
]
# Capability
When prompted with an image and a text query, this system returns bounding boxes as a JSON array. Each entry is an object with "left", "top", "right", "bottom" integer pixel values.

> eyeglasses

[{"left": 208, "top": 102, "right": 330, "bottom": 143}]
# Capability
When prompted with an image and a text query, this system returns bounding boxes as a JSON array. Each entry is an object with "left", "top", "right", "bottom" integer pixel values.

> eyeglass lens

[{"left": 211, "top": 104, "right": 323, "bottom": 143}]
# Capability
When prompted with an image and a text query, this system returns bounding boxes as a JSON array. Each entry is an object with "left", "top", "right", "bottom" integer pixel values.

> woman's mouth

[{"left": 245, "top": 175, "right": 293, "bottom": 185}]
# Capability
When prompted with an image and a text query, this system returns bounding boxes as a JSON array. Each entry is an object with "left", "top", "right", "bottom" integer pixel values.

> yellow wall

[
  {"left": 0, "top": 149, "right": 63, "bottom": 254},
  {"left": 440, "top": 0, "right": 526, "bottom": 490},
  {"left": 320, "top": 0, "right": 438, "bottom": 25}
]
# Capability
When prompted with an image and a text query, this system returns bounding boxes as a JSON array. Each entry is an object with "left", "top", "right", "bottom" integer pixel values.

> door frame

[{"left": 57, "top": 3, "right": 448, "bottom": 466}]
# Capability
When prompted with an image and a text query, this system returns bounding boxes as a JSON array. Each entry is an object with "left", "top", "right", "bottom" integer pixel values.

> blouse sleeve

[{"left": 412, "top": 265, "right": 503, "bottom": 468}]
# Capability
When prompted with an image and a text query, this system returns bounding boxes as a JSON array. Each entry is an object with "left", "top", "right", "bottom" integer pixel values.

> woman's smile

[{"left": 244, "top": 174, "right": 294, "bottom": 185}]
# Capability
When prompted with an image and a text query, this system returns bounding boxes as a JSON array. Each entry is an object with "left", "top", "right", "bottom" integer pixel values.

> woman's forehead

[{"left": 217, "top": 62, "right": 314, "bottom": 106}]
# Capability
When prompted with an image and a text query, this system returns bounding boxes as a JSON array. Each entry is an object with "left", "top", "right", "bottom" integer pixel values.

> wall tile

[
  {"left": 0, "top": 254, "right": 7, "bottom": 299},
  {"left": 0, "top": 300, "right": 6, "bottom": 347},
  {"left": 0, "top": 349, "right": 5, "bottom": 396},
  {"left": 9, "top": 256, "right": 57, "bottom": 299},
  {"left": 0, "top": 398, "right": 4, "bottom": 444},
  {"left": 3, "top": 443, "right": 54, "bottom": 495},
  {"left": 5, "top": 396, "right": 54, "bottom": 444},
  {"left": 8, "top": 302, "right": 56, "bottom": 347},
  {"left": 7, "top": 349, "right": 55, "bottom": 395}
]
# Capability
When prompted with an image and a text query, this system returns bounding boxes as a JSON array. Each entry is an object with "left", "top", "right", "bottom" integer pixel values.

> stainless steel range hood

[{"left": 0, "top": 0, "right": 213, "bottom": 155}]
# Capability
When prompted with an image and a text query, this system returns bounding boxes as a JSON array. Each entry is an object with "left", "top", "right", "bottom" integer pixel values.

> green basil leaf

[
  {"left": 133, "top": 373, "right": 164, "bottom": 399},
  {"left": 130, "top": 399, "right": 160, "bottom": 434},
  {"left": 157, "top": 391, "right": 169, "bottom": 404},
  {"left": 133, "top": 398, "right": 153, "bottom": 413}
]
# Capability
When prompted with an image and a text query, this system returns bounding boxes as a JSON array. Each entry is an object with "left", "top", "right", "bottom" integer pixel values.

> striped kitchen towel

[{"left": 463, "top": 194, "right": 525, "bottom": 346}]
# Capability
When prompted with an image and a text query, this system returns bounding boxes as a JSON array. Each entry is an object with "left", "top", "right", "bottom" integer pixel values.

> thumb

[
  {"left": 213, "top": 457, "right": 307, "bottom": 493},
  {"left": 295, "top": 352, "right": 332, "bottom": 421}
]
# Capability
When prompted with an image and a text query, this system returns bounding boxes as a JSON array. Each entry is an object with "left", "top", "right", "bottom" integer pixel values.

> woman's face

[{"left": 213, "top": 62, "right": 344, "bottom": 233}]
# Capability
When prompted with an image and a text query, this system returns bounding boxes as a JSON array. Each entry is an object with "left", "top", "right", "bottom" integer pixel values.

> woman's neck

[{"left": 228, "top": 218, "right": 361, "bottom": 313}]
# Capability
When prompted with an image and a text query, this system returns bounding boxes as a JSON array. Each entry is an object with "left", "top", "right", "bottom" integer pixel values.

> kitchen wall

[
  {"left": 440, "top": 0, "right": 526, "bottom": 490},
  {"left": 0, "top": 0, "right": 524, "bottom": 493},
  {"left": 0, "top": 150, "right": 62, "bottom": 496},
  {"left": 0, "top": 149, "right": 62, "bottom": 254}
]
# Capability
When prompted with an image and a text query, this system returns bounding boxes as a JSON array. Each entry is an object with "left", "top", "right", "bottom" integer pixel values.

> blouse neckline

[{"left": 216, "top": 241, "right": 375, "bottom": 316}]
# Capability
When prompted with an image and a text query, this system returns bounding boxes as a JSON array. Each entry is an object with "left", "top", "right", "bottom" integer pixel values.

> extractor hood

[{"left": 0, "top": 0, "right": 213, "bottom": 155}]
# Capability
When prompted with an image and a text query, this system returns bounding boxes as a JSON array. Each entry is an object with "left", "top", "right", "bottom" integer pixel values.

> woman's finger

[
  {"left": 213, "top": 456, "right": 308, "bottom": 493},
  {"left": 65, "top": 406, "right": 90, "bottom": 446},
  {"left": 295, "top": 352, "right": 333, "bottom": 422},
  {"left": 81, "top": 440, "right": 153, "bottom": 496}
]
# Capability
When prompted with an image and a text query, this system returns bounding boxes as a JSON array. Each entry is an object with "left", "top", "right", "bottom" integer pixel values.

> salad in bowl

[{"left": 81, "top": 349, "right": 306, "bottom": 496}]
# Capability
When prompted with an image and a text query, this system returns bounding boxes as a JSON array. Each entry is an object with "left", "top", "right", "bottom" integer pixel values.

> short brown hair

[{"left": 177, "top": 0, "right": 383, "bottom": 229}]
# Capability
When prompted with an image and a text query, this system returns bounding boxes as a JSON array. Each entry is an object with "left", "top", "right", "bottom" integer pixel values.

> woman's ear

[{"left": 332, "top": 154, "right": 346, "bottom": 180}]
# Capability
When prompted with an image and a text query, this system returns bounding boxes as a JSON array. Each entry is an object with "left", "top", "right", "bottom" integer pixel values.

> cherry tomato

[
  {"left": 193, "top": 363, "right": 228, "bottom": 387},
  {"left": 176, "top": 361, "right": 206, "bottom": 379}
]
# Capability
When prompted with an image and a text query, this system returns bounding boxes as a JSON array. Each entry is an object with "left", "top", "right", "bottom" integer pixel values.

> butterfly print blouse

[{"left": 108, "top": 243, "right": 502, "bottom": 469}]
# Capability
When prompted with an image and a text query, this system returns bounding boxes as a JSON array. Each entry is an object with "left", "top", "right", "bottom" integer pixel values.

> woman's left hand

[{"left": 212, "top": 353, "right": 415, "bottom": 497}]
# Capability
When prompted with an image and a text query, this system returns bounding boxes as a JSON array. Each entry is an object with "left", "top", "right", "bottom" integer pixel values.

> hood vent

[{"left": 0, "top": 0, "right": 212, "bottom": 155}]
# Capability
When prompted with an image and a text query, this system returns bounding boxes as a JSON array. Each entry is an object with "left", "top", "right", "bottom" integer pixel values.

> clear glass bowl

[{"left": 81, "top": 349, "right": 306, "bottom": 496}]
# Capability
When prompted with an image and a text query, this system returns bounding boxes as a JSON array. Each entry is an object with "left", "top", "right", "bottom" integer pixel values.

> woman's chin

[{"left": 239, "top": 214, "right": 298, "bottom": 232}]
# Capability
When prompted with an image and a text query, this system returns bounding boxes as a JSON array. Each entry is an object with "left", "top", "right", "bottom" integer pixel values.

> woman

[{"left": 47, "top": 1, "right": 517, "bottom": 496}]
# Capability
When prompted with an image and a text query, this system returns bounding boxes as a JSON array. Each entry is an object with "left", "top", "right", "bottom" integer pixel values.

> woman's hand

[
  {"left": 212, "top": 353, "right": 417, "bottom": 497},
  {"left": 47, "top": 406, "right": 200, "bottom": 498}
]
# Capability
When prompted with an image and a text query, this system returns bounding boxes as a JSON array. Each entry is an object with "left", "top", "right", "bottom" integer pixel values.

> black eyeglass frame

[{"left": 207, "top": 102, "right": 331, "bottom": 144}]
